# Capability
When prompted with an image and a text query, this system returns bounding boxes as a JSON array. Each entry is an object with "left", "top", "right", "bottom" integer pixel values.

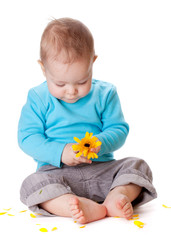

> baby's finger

[
  {"left": 90, "top": 148, "right": 96, "bottom": 153},
  {"left": 77, "top": 156, "right": 92, "bottom": 164},
  {"left": 90, "top": 146, "right": 100, "bottom": 153}
]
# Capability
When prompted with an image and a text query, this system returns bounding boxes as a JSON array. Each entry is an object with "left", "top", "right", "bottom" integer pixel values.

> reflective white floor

[{"left": 0, "top": 198, "right": 170, "bottom": 240}]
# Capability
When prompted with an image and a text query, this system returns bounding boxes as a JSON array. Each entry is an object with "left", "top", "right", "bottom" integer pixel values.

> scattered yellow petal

[
  {"left": 79, "top": 225, "right": 86, "bottom": 228},
  {"left": 129, "top": 214, "right": 139, "bottom": 220},
  {"left": 133, "top": 214, "right": 139, "bottom": 218},
  {"left": 114, "top": 216, "right": 120, "bottom": 218},
  {"left": 39, "top": 190, "right": 43, "bottom": 194},
  {"left": 7, "top": 214, "right": 15, "bottom": 216},
  {"left": 51, "top": 227, "right": 57, "bottom": 231},
  {"left": 39, "top": 228, "right": 48, "bottom": 232},
  {"left": 19, "top": 210, "right": 27, "bottom": 213},
  {"left": 129, "top": 217, "right": 139, "bottom": 220},
  {"left": 0, "top": 212, "right": 7, "bottom": 215},
  {"left": 30, "top": 213, "right": 36, "bottom": 218},
  {"left": 36, "top": 224, "right": 41, "bottom": 225},
  {"left": 35, "top": 213, "right": 42, "bottom": 215},
  {"left": 3, "top": 208, "right": 12, "bottom": 211},
  {"left": 162, "top": 204, "right": 171, "bottom": 208},
  {"left": 134, "top": 220, "right": 145, "bottom": 228},
  {"left": 74, "top": 221, "right": 77, "bottom": 223}
]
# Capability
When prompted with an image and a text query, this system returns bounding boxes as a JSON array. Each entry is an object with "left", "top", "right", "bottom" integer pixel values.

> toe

[
  {"left": 69, "top": 197, "right": 79, "bottom": 205},
  {"left": 123, "top": 202, "right": 132, "bottom": 212},
  {"left": 125, "top": 212, "right": 133, "bottom": 220},
  {"left": 124, "top": 208, "right": 133, "bottom": 216},
  {"left": 124, "top": 206, "right": 133, "bottom": 219},
  {"left": 78, "top": 216, "right": 87, "bottom": 224},
  {"left": 74, "top": 210, "right": 84, "bottom": 220},
  {"left": 71, "top": 209, "right": 80, "bottom": 216},
  {"left": 70, "top": 204, "right": 79, "bottom": 211},
  {"left": 116, "top": 195, "right": 129, "bottom": 210}
]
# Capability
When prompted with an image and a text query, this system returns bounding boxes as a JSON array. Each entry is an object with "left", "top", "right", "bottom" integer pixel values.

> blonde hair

[{"left": 40, "top": 18, "right": 95, "bottom": 64}]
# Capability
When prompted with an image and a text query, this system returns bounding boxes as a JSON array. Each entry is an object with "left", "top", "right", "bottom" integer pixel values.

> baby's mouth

[{"left": 64, "top": 97, "right": 79, "bottom": 103}]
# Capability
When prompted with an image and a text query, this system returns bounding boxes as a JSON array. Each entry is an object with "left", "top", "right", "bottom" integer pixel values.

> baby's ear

[{"left": 37, "top": 60, "right": 46, "bottom": 76}]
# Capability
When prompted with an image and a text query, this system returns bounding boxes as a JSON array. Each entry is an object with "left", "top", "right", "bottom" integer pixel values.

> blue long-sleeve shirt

[{"left": 18, "top": 79, "right": 129, "bottom": 170}]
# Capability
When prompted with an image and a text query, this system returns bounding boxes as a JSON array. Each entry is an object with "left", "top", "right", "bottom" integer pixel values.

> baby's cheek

[
  {"left": 50, "top": 86, "right": 63, "bottom": 99},
  {"left": 80, "top": 85, "right": 91, "bottom": 97}
]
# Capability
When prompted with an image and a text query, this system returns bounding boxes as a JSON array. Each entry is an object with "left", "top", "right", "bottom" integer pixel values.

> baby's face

[{"left": 42, "top": 58, "right": 95, "bottom": 103}]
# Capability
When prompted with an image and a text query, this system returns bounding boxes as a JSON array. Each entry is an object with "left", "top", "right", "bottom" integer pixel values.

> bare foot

[
  {"left": 115, "top": 194, "right": 133, "bottom": 219},
  {"left": 69, "top": 196, "right": 106, "bottom": 224},
  {"left": 103, "top": 184, "right": 142, "bottom": 220},
  {"left": 104, "top": 193, "right": 133, "bottom": 219}
]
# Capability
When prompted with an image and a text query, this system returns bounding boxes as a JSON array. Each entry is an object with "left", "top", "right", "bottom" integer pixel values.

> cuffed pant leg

[
  {"left": 20, "top": 171, "right": 74, "bottom": 216},
  {"left": 110, "top": 157, "right": 157, "bottom": 206}
]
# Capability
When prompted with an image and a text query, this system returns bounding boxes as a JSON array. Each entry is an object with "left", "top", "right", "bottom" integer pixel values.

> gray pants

[{"left": 20, "top": 157, "right": 157, "bottom": 216}]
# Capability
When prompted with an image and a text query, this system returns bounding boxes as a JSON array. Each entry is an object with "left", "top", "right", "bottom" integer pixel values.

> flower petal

[
  {"left": 74, "top": 137, "right": 81, "bottom": 143},
  {"left": 39, "top": 228, "right": 48, "bottom": 232},
  {"left": 72, "top": 144, "right": 80, "bottom": 151},
  {"left": 129, "top": 214, "right": 139, "bottom": 220},
  {"left": 85, "top": 132, "right": 90, "bottom": 138},
  {"left": 133, "top": 214, "right": 139, "bottom": 218},
  {"left": 19, "top": 210, "right": 27, "bottom": 213},
  {"left": 87, "top": 152, "right": 98, "bottom": 159},
  {"left": 51, "top": 227, "right": 57, "bottom": 231},
  {"left": 76, "top": 152, "right": 82, "bottom": 158},
  {"left": 89, "top": 132, "right": 93, "bottom": 138},
  {"left": 134, "top": 220, "right": 145, "bottom": 228},
  {"left": 85, "top": 132, "right": 93, "bottom": 139},
  {"left": 0, "top": 212, "right": 7, "bottom": 215},
  {"left": 91, "top": 136, "right": 98, "bottom": 141},
  {"left": 162, "top": 204, "right": 171, "bottom": 208},
  {"left": 95, "top": 141, "right": 102, "bottom": 147},
  {"left": 3, "top": 208, "right": 12, "bottom": 211},
  {"left": 83, "top": 149, "right": 88, "bottom": 157},
  {"left": 30, "top": 213, "right": 36, "bottom": 218},
  {"left": 79, "top": 225, "right": 86, "bottom": 228},
  {"left": 92, "top": 152, "right": 98, "bottom": 158}
]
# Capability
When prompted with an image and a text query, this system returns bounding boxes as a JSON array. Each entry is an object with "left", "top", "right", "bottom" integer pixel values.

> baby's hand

[
  {"left": 90, "top": 145, "right": 101, "bottom": 155},
  {"left": 61, "top": 143, "right": 92, "bottom": 166}
]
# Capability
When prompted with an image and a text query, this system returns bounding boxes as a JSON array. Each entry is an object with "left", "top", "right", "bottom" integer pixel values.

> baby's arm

[
  {"left": 95, "top": 87, "right": 129, "bottom": 157},
  {"left": 18, "top": 89, "right": 65, "bottom": 168}
]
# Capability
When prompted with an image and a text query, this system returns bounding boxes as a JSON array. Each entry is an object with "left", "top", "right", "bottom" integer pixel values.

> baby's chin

[
  {"left": 61, "top": 97, "right": 80, "bottom": 103},
  {"left": 60, "top": 92, "right": 89, "bottom": 103}
]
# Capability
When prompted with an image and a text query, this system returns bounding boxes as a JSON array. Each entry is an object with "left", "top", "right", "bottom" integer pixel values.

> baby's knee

[
  {"left": 134, "top": 158, "right": 153, "bottom": 179},
  {"left": 124, "top": 157, "right": 153, "bottom": 180},
  {"left": 20, "top": 173, "right": 36, "bottom": 205}
]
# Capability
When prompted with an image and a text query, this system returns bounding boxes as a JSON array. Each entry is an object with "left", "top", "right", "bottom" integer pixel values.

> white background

[{"left": 0, "top": 0, "right": 171, "bottom": 238}]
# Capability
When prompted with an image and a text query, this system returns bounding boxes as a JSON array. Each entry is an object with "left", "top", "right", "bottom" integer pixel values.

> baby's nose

[{"left": 67, "top": 85, "right": 77, "bottom": 95}]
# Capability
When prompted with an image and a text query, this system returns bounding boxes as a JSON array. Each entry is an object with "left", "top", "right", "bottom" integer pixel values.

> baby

[{"left": 18, "top": 18, "right": 157, "bottom": 224}]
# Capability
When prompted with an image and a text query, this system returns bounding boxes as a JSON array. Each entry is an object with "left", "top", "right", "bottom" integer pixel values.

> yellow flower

[{"left": 72, "top": 132, "right": 102, "bottom": 160}]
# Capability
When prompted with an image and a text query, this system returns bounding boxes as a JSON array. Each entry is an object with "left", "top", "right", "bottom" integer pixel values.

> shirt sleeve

[
  {"left": 95, "top": 87, "right": 129, "bottom": 157},
  {"left": 18, "top": 89, "right": 66, "bottom": 168}
]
